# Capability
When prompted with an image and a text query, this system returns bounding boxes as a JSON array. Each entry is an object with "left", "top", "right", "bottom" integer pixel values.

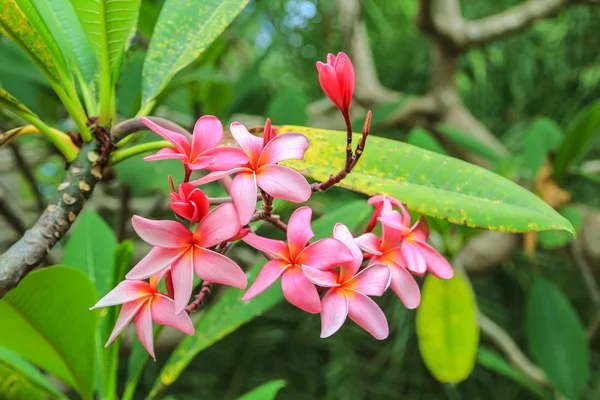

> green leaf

[
  {"left": 28, "top": 0, "right": 96, "bottom": 81},
  {"left": 141, "top": 0, "right": 249, "bottom": 105},
  {"left": 406, "top": 128, "right": 446, "bottom": 154},
  {"left": 236, "top": 380, "right": 287, "bottom": 400},
  {"left": 538, "top": 206, "right": 582, "bottom": 249},
  {"left": 0, "top": 88, "right": 36, "bottom": 115},
  {"left": 477, "top": 348, "right": 547, "bottom": 399},
  {"left": 70, "top": 0, "right": 140, "bottom": 78},
  {"left": 0, "top": 347, "right": 66, "bottom": 399},
  {"left": 63, "top": 210, "right": 118, "bottom": 298},
  {"left": 148, "top": 201, "right": 372, "bottom": 397},
  {"left": 435, "top": 124, "right": 507, "bottom": 163},
  {"left": 522, "top": 118, "right": 563, "bottom": 179},
  {"left": 553, "top": 99, "right": 600, "bottom": 180},
  {"left": 526, "top": 278, "right": 589, "bottom": 399},
  {"left": 266, "top": 87, "right": 308, "bottom": 126},
  {"left": 114, "top": 149, "right": 183, "bottom": 196},
  {"left": 275, "top": 126, "right": 573, "bottom": 234},
  {"left": 0, "top": 266, "right": 98, "bottom": 399},
  {"left": 416, "top": 274, "right": 479, "bottom": 384}
]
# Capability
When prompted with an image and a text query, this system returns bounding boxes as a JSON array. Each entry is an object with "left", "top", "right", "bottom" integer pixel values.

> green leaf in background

[
  {"left": 553, "top": 99, "right": 600, "bottom": 180},
  {"left": 148, "top": 200, "right": 371, "bottom": 397},
  {"left": 526, "top": 278, "right": 589, "bottom": 399},
  {"left": 477, "top": 348, "right": 547, "bottom": 399},
  {"left": 0, "top": 347, "right": 66, "bottom": 400},
  {"left": 28, "top": 0, "right": 96, "bottom": 82},
  {"left": 406, "top": 127, "right": 446, "bottom": 154},
  {"left": 416, "top": 274, "right": 479, "bottom": 384},
  {"left": 266, "top": 87, "right": 308, "bottom": 125},
  {"left": 522, "top": 117, "right": 563, "bottom": 179},
  {"left": 141, "top": 0, "right": 249, "bottom": 106},
  {"left": 538, "top": 206, "right": 583, "bottom": 249},
  {"left": 114, "top": 151, "right": 183, "bottom": 196},
  {"left": 63, "top": 209, "right": 117, "bottom": 298},
  {"left": 0, "top": 266, "right": 98, "bottom": 399},
  {"left": 273, "top": 126, "right": 573, "bottom": 234},
  {"left": 236, "top": 380, "right": 287, "bottom": 400},
  {"left": 0, "top": 88, "right": 36, "bottom": 116},
  {"left": 435, "top": 124, "right": 507, "bottom": 163}
]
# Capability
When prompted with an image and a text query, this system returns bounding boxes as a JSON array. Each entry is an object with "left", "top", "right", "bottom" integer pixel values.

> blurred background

[{"left": 1, "top": 0, "right": 600, "bottom": 399}]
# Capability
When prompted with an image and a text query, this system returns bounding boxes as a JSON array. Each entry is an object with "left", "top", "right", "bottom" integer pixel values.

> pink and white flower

[{"left": 169, "top": 183, "right": 209, "bottom": 224}]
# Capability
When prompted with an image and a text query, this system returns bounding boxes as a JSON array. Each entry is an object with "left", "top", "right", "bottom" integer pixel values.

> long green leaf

[
  {"left": 148, "top": 201, "right": 372, "bottom": 397},
  {"left": 0, "top": 363, "right": 48, "bottom": 400},
  {"left": 522, "top": 117, "right": 563, "bottom": 179},
  {"left": 526, "top": 278, "right": 589, "bottom": 399},
  {"left": 236, "top": 380, "right": 287, "bottom": 400},
  {"left": 0, "top": 266, "right": 98, "bottom": 399},
  {"left": 416, "top": 274, "right": 479, "bottom": 384},
  {"left": 274, "top": 126, "right": 573, "bottom": 234},
  {"left": 141, "top": 0, "right": 248, "bottom": 105},
  {"left": 0, "top": 88, "right": 36, "bottom": 116}
]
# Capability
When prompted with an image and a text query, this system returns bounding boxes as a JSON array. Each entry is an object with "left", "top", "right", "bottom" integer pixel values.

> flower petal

[
  {"left": 348, "top": 264, "right": 390, "bottom": 296},
  {"left": 231, "top": 122, "right": 263, "bottom": 163},
  {"left": 316, "top": 62, "right": 343, "bottom": 110},
  {"left": 151, "top": 294, "right": 195, "bottom": 335},
  {"left": 256, "top": 165, "right": 311, "bottom": 203},
  {"left": 91, "top": 280, "right": 152, "bottom": 309},
  {"left": 302, "top": 264, "right": 339, "bottom": 287},
  {"left": 281, "top": 267, "right": 321, "bottom": 314},
  {"left": 297, "top": 238, "right": 353, "bottom": 269},
  {"left": 354, "top": 233, "right": 382, "bottom": 255},
  {"left": 191, "top": 115, "right": 223, "bottom": 158},
  {"left": 401, "top": 241, "right": 427, "bottom": 275},
  {"left": 347, "top": 291, "right": 388, "bottom": 340},
  {"left": 132, "top": 216, "right": 192, "bottom": 248},
  {"left": 187, "top": 156, "right": 215, "bottom": 170},
  {"left": 410, "top": 217, "right": 429, "bottom": 242},
  {"left": 242, "top": 233, "right": 290, "bottom": 260},
  {"left": 230, "top": 172, "right": 258, "bottom": 225},
  {"left": 287, "top": 206, "right": 314, "bottom": 260},
  {"left": 171, "top": 250, "right": 195, "bottom": 314},
  {"left": 333, "top": 223, "right": 363, "bottom": 279},
  {"left": 126, "top": 247, "right": 187, "bottom": 280},
  {"left": 105, "top": 300, "right": 145, "bottom": 346},
  {"left": 194, "top": 202, "right": 241, "bottom": 247},
  {"left": 389, "top": 265, "right": 421, "bottom": 309},
  {"left": 143, "top": 147, "right": 188, "bottom": 162},
  {"left": 416, "top": 242, "right": 454, "bottom": 279},
  {"left": 258, "top": 132, "right": 309, "bottom": 165},
  {"left": 141, "top": 117, "right": 190, "bottom": 156},
  {"left": 189, "top": 168, "right": 247, "bottom": 186},
  {"left": 242, "top": 259, "right": 289, "bottom": 300},
  {"left": 194, "top": 248, "right": 247, "bottom": 289},
  {"left": 134, "top": 300, "right": 156, "bottom": 360},
  {"left": 202, "top": 147, "right": 250, "bottom": 171},
  {"left": 320, "top": 289, "right": 349, "bottom": 338}
]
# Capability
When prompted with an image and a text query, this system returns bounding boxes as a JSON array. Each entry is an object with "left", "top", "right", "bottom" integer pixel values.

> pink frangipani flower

[
  {"left": 365, "top": 195, "right": 405, "bottom": 233},
  {"left": 241, "top": 207, "right": 353, "bottom": 313},
  {"left": 126, "top": 203, "right": 247, "bottom": 313},
  {"left": 90, "top": 272, "right": 194, "bottom": 360},
  {"left": 316, "top": 52, "right": 355, "bottom": 116},
  {"left": 305, "top": 223, "right": 391, "bottom": 339},
  {"left": 142, "top": 115, "right": 249, "bottom": 176},
  {"left": 191, "top": 120, "right": 312, "bottom": 225},
  {"left": 169, "top": 183, "right": 209, "bottom": 224}
]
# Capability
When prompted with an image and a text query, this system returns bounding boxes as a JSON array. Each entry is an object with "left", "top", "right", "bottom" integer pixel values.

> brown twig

[
  {"left": 110, "top": 117, "right": 193, "bottom": 143},
  {"left": 9, "top": 142, "right": 46, "bottom": 212},
  {"left": 184, "top": 281, "right": 213, "bottom": 314}
]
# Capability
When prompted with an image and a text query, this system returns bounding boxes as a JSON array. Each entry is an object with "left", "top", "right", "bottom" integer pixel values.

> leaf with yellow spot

[{"left": 0, "top": 88, "right": 36, "bottom": 116}]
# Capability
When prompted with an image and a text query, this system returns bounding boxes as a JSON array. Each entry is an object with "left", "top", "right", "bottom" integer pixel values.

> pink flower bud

[
  {"left": 169, "top": 183, "right": 209, "bottom": 224},
  {"left": 316, "top": 52, "right": 355, "bottom": 116}
]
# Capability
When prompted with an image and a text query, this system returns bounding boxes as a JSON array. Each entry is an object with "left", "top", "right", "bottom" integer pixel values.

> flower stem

[{"left": 109, "top": 141, "right": 173, "bottom": 165}]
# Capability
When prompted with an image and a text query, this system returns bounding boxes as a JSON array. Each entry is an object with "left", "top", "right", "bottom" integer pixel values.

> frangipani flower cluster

[{"left": 90, "top": 52, "right": 453, "bottom": 359}]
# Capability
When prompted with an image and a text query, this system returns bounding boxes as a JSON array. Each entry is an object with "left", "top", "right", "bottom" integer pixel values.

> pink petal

[
  {"left": 170, "top": 202, "right": 195, "bottom": 222},
  {"left": 258, "top": 132, "right": 309, "bottom": 165},
  {"left": 380, "top": 214, "right": 405, "bottom": 251},
  {"left": 410, "top": 217, "right": 430, "bottom": 242},
  {"left": 189, "top": 167, "right": 247, "bottom": 186},
  {"left": 143, "top": 148, "right": 187, "bottom": 162},
  {"left": 286, "top": 206, "right": 314, "bottom": 260},
  {"left": 151, "top": 294, "right": 195, "bottom": 335},
  {"left": 416, "top": 242, "right": 454, "bottom": 279},
  {"left": 171, "top": 251, "right": 195, "bottom": 314},
  {"left": 105, "top": 300, "right": 146, "bottom": 346},
  {"left": 316, "top": 62, "right": 343, "bottom": 110},
  {"left": 320, "top": 289, "right": 349, "bottom": 338},
  {"left": 347, "top": 291, "right": 389, "bottom": 340},
  {"left": 230, "top": 172, "right": 258, "bottom": 225},
  {"left": 202, "top": 147, "right": 250, "bottom": 171},
  {"left": 230, "top": 122, "right": 263, "bottom": 164},
  {"left": 297, "top": 238, "right": 353, "bottom": 269},
  {"left": 91, "top": 280, "right": 152, "bottom": 308},
  {"left": 348, "top": 264, "right": 390, "bottom": 296},
  {"left": 126, "top": 247, "right": 187, "bottom": 280},
  {"left": 281, "top": 267, "right": 321, "bottom": 314},
  {"left": 302, "top": 264, "right": 339, "bottom": 287},
  {"left": 338, "top": 52, "right": 355, "bottom": 108},
  {"left": 194, "top": 202, "right": 241, "bottom": 247},
  {"left": 389, "top": 265, "right": 421, "bottom": 309},
  {"left": 187, "top": 156, "right": 216, "bottom": 170},
  {"left": 193, "top": 248, "right": 247, "bottom": 289},
  {"left": 132, "top": 216, "right": 192, "bottom": 248},
  {"left": 401, "top": 241, "right": 427, "bottom": 275},
  {"left": 242, "top": 259, "right": 289, "bottom": 300},
  {"left": 354, "top": 233, "right": 383, "bottom": 255},
  {"left": 333, "top": 223, "right": 363, "bottom": 279},
  {"left": 242, "top": 233, "right": 290, "bottom": 260},
  {"left": 191, "top": 115, "right": 223, "bottom": 158},
  {"left": 141, "top": 117, "right": 190, "bottom": 156},
  {"left": 134, "top": 300, "right": 156, "bottom": 360},
  {"left": 256, "top": 165, "right": 311, "bottom": 203}
]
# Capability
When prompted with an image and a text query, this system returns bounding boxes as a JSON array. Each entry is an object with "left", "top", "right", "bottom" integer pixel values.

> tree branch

[{"left": 111, "top": 117, "right": 192, "bottom": 143}]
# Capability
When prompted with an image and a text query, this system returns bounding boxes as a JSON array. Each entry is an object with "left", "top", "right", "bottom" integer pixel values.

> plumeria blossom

[
  {"left": 365, "top": 195, "right": 404, "bottom": 233},
  {"left": 316, "top": 52, "right": 355, "bottom": 116},
  {"left": 191, "top": 120, "right": 312, "bottom": 225},
  {"left": 241, "top": 207, "right": 353, "bottom": 313},
  {"left": 126, "top": 203, "right": 247, "bottom": 313},
  {"left": 169, "top": 183, "right": 209, "bottom": 224},
  {"left": 90, "top": 272, "right": 194, "bottom": 360},
  {"left": 305, "top": 224, "right": 391, "bottom": 339},
  {"left": 142, "top": 115, "right": 249, "bottom": 175}
]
